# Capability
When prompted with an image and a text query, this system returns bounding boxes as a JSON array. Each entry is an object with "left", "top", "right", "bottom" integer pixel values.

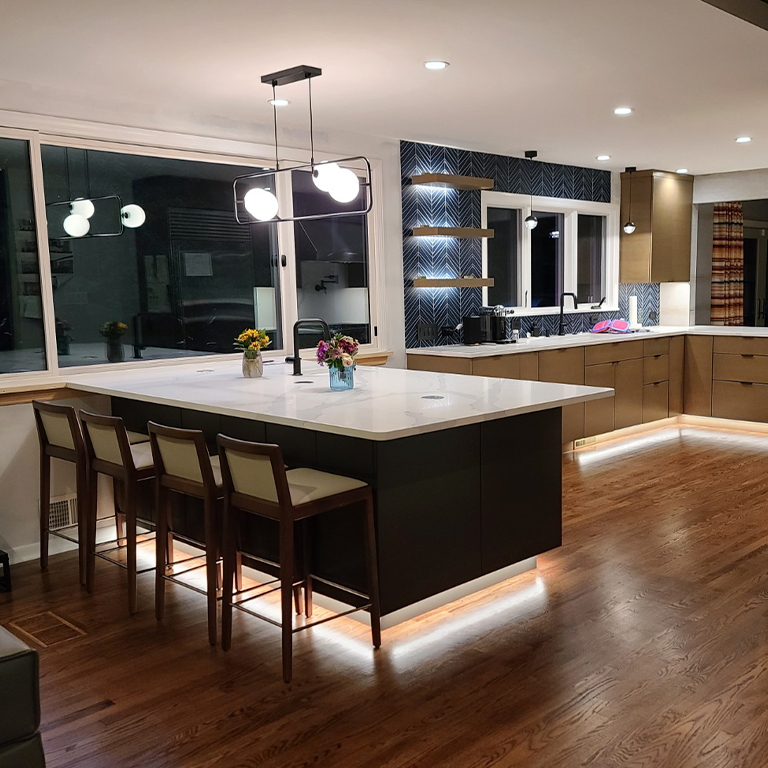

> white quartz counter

[
  {"left": 64, "top": 359, "right": 612, "bottom": 441},
  {"left": 406, "top": 325, "right": 768, "bottom": 359}
]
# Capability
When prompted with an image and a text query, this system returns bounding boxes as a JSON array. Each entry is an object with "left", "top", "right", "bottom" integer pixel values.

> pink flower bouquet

[{"left": 316, "top": 333, "right": 359, "bottom": 372}]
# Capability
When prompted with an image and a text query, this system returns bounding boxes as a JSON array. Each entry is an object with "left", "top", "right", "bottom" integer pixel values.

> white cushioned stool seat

[
  {"left": 127, "top": 431, "right": 149, "bottom": 444},
  {"left": 286, "top": 468, "right": 367, "bottom": 507},
  {"left": 130, "top": 441, "right": 155, "bottom": 470},
  {"left": 210, "top": 455, "right": 223, "bottom": 487}
]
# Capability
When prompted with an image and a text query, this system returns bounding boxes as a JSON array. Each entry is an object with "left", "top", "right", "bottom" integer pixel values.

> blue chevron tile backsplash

[{"left": 401, "top": 140, "right": 659, "bottom": 347}]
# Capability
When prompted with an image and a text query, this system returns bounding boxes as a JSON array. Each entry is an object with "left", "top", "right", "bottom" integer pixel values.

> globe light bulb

[
  {"left": 312, "top": 163, "right": 340, "bottom": 192},
  {"left": 623, "top": 220, "right": 636, "bottom": 235},
  {"left": 70, "top": 198, "right": 95, "bottom": 218},
  {"left": 63, "top": 213, "right": 90, "bottom": 237},
  {"left": 524, "top": 214, "right": 538, "bottom": 230},
  {"left": 243, "top": 188, "right": 279, "bottom": 221},
  {"left": 328, "top": 167, "right": 361, "bottom": 203},
  {"left": 120, "top": 204, "right": 146, "bottom": 228}
]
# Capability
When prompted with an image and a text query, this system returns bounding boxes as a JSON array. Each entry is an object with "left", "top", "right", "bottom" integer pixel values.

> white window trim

[
  {"left": 0, "top": 120, "right": 383, "bottom": 382},
  {"left": 481, "top": 190, "right": 619, "bottom": 316}
]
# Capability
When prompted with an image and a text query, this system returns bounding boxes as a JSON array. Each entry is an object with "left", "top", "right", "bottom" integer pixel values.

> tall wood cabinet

[{"left": 620, "top": 170, "right": 693, "bottom": 283}]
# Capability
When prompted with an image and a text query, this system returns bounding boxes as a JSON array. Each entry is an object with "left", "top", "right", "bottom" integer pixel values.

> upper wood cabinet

[{"left": 620, "top": 170, "right": 693, "bottom": 283}]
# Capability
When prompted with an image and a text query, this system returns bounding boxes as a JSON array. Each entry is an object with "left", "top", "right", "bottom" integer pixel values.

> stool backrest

[
  {"left": 80, "top": 411, "right": 134, "bottom": 472},
  {"left": 217, "top": 435, "right": 290, "bottom": 512},
  {"left": 148, "top": 422, "right": 216, "bottom": 493},
  {"left": 32, "top": 400, "right": 83, "bottom": 455}
]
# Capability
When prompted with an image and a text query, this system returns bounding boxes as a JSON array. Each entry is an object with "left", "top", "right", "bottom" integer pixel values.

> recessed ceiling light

[
  {"left": 268, "top": 98, "right": 290, "bottom": 107},
  {"left": 676, "top": 168, "right": 689, "bottom": 174},
  {"left": 614, "top": 107, "right": 633, "bottom": 116},
  {"left": 736, "top": 136, "right": 752, "bottom": 143},
  {"left": 596, "top": 155, "right": 611, "bottom": 162},
  {"left": 424, "top": 60, "right": 450, "bottom": 71}
]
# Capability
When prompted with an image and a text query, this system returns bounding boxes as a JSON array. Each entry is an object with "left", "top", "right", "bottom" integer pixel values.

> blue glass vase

[{"left": 329, "top": 365, "right": 355, "bottom": 391}]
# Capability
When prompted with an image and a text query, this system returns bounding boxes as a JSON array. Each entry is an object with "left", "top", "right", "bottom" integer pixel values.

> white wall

[{"left": 0, "top": 394, "right": 110, "bottom": 564}]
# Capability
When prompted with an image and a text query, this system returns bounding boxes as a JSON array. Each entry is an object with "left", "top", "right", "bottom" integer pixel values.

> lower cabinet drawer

[
  {"left": 562, "top": 403, "right": 585, "bottom": 444},
  {"left": 713, "top": 335, "right": 768, "bottom": 356},
  {"left": 642, "top": 381, "right": 669, "bottom": 423},
  {"left": 643, "top": 354, "right": 669, "bottom": 384},
  {"left": 408, "top": 355, "right": 472, "bottom": 375},
  {"left": 472, "top": 355, "right": 520, "bottom": 379},
  {"left": 712, "top": 380, "right": 768, "bottom": 422},
  {"left": 712, "top": 353, "right": 768, "bottom": 384}
]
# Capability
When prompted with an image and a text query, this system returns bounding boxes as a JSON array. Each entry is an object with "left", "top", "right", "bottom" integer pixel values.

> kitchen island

[{"left": 66, "top": 359, "right": 611, "bottom": 626}]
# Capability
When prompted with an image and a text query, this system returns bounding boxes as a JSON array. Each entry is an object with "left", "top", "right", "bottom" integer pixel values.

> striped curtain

[{"left": 711, "top": 202, "right": 744, "bottom": 326}]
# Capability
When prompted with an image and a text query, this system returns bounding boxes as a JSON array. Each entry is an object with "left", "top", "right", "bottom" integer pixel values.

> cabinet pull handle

[
  {"left": 741, "top": 354, "right": 754, "bottom": 358},
  {"left": 740, "top": 381, "right": 754, "bottom": 386}
]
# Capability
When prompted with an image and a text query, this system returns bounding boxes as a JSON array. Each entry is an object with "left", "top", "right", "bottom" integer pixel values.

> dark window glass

[
  {"left": 530, "top": 211, "right": 564, "bottom": 308},
  {"left": 577, "top": 214, "right": 605, "bottom": 304},
  {"left": 41, "top": 146, "right": 281, "bottom": 366},
  {"left": 291, "top": 169, "right": 371, "bottom": 348},
  {"left": 486, "top": 207, "right": 519, "bottom": 306},
  {"left": 0, "top": 138, "right": 46, "bottom": 373}
]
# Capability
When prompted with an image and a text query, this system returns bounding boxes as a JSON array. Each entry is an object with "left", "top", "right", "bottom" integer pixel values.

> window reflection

[
  {"left": 0, "top": 138, "right": 46, "bottom": 373},
  {"left": 291, "top": 170, "right": 371, "bottom": 348},
  {"left": 577, "top": 214, "right": 605, "bottom": 304},
  {"left": 41, "top": 147, "right": 282, "bottom": 366},
  {"left": 530, "top": 210, "right": 564, "bottom": 307}
]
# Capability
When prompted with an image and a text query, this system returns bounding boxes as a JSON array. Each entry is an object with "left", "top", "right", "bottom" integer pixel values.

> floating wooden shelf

[
  {"left": 412, "top": 277, "right": 495, "bottom": 288},
  {"left": 412, "top": 226, "right": 494, "bottom": 239},
  {"left": 410, "top": 173, "right": 494, "bottom": 191}
]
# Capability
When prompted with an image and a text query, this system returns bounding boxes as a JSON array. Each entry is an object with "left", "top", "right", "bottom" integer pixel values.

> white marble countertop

[
  {"left": 63, "top": 359, "right": 612, "bottom": 441},
  {"left": 406, "top": 325, "right": 768, "bottom": 359}
]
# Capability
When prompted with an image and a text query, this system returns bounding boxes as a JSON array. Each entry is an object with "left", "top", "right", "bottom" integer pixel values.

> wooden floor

[{"left": 4, "top": 424, "right": 768, "bottom": 767}]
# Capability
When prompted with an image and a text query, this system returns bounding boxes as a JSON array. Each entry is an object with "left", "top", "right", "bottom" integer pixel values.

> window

[
  {"left": 485, "top": 207, "right": 519, "bottom": 307},
  {"left": 41, "top": 145, "right": 282, "bottom": 367},
  {"left": 482, "top": 191, "right": 617, "bottom": 313},
  {"left": 0, "top": 137, "right": 46, "bottom": 373},
  {"left": 530, "top": 210, "right": 564, "bottom": 308},
  {"left": 577, "top": 214, "right": 605, "bottom": 304},
  {"left": 292, "top": 169, "right": 372, "bottom": 348}
]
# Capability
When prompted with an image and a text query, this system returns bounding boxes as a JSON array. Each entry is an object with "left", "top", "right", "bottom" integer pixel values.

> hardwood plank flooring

[{"left": 3, "top": 425, "right": 768, "bottom": 767}]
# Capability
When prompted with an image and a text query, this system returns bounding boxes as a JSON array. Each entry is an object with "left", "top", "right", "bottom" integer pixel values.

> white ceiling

[{"left": 2, "top": 0, "right": 768, "bottom": 174}]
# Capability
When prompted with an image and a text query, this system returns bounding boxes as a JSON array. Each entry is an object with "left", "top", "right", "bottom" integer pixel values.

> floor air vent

[{"left": 46, "top": 495, "right": 78, "bottom": 530}]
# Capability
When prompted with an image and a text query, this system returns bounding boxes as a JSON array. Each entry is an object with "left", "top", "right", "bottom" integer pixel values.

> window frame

[
  {"left": 0, "top": 125, "right": 382, "bottom": 380},
  {"left": 481, "top": 190, "right": 619, "bottom": 315}
]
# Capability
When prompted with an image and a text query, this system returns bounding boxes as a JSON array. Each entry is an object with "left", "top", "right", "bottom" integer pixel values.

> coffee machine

[{"left": 463, "top": 306, "right": 514, "bottom": 344}]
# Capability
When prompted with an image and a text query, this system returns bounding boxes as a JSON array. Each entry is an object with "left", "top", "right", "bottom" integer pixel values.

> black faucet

[
  {"left": 558, "top": 293, "right": 578, "bottom": 336},
  {"left": 289, "top": 318, "right": 330, "bottom": 375}
]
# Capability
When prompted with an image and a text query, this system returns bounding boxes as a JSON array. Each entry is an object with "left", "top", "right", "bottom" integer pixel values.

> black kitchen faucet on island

[
  {"left": 289, "top": 318, "right": 331, "bottom": 375},
  {"left": 558, "top": 293, "right": 578, "bottom": 336}
]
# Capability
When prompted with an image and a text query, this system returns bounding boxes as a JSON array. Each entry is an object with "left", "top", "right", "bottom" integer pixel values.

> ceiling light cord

[
  {"left": 272, "top": 84, "right": 280, "bottom": 171},
  {"left": 308, "top": 75, "right": 315, "bottom": 169}
]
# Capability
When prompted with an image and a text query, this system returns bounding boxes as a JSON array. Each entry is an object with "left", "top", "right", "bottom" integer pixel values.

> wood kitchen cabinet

[
  {"left": 684, "top": 336, "right": 713, "bottom": 416},
  {"left": 620, "top": 169, "right": 693, "bottom": 283},
  {"left": 473, "top": 352, "right": 538, "bottom": 380},
  {"left": 584, "top": 363, "right": 615, "bottom": 436},
  {"left": 408, "top": 355, "right": 472, "bottom": 375},
  {"left": 538, "top": 347, "right": 585, "bottom": 442}
]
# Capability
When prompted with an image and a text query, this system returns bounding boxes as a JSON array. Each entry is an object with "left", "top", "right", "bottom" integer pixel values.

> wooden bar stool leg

[
  {"left": 86, "top": 467, "right": 99, "bottom": 593},
  {"left": 155, "top": 482, "right": 167, "bottom": 621},
  {"left": 235, "top": 552, "right": 243, "bottom": 593},
  {"left": 303, "top": 519, "right": 313, "bottom": 619},
  {"left": 39, "top": 453, "right": 51, "bottom": 572},
  {"left": 125, "top": 485, "right": 138, "bottom": 615},
  {"left": 363, "top": 494, "right": 382, "bottom": 649},
  {"left": 280, "top": 518, "right": 295, "bottom": 683},
  {"left": 221, "top": 504, "right": 237, "bottom": 652},
  {"left": 75, "top": 459, "right": 88, "bottom": 586},
  {"left": 113, "top": 479, "right": 124, "bottom": 545},
  {"left": 203, "top": 493, "right": 218, "bottom": 647},
  {"left": 293, "top": 585, "right": 303, "bottom": 616}
]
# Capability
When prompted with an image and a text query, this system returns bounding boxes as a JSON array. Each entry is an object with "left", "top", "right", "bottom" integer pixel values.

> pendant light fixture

[
  {"left": 233, "top": 65, "right": 373, "bottom": 225},
  {"left": 50, "top": 147, "right": 145, "bottom": 238},
  {"left": 524, "top": 150, "right": 538, "bottom": 230},
  {"left": 623, "top": 166, "right": 637, "bottom": 235}
]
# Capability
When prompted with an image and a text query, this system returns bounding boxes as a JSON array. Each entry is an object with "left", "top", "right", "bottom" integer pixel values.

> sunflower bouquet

[
  {"left": 234, "top": 328, "right": 271, "bottom": 359},
  {"left": 99, "top": 321, "right": 128, "bottom": 340}
]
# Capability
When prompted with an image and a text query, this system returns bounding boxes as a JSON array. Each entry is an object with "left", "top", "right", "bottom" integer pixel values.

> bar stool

[
  {"left": 148, "top": 422, "right": 226, "bottom": 647},
  {"left": 80, "top": 411, "right": 155, "bottom": 614},
  {"left": 32, "top": 401, "right": 89, "bottom": 585},
  {"left": 217, "top": 434, "right": 381, "bottom": 683},
  {"left": 32, "top": 402, "right": 149, "bottom": 587}
]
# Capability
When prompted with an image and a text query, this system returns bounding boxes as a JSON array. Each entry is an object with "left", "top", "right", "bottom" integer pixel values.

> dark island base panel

[{"left": 112, "top": 398, "right": 563, "bottom": 618}]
